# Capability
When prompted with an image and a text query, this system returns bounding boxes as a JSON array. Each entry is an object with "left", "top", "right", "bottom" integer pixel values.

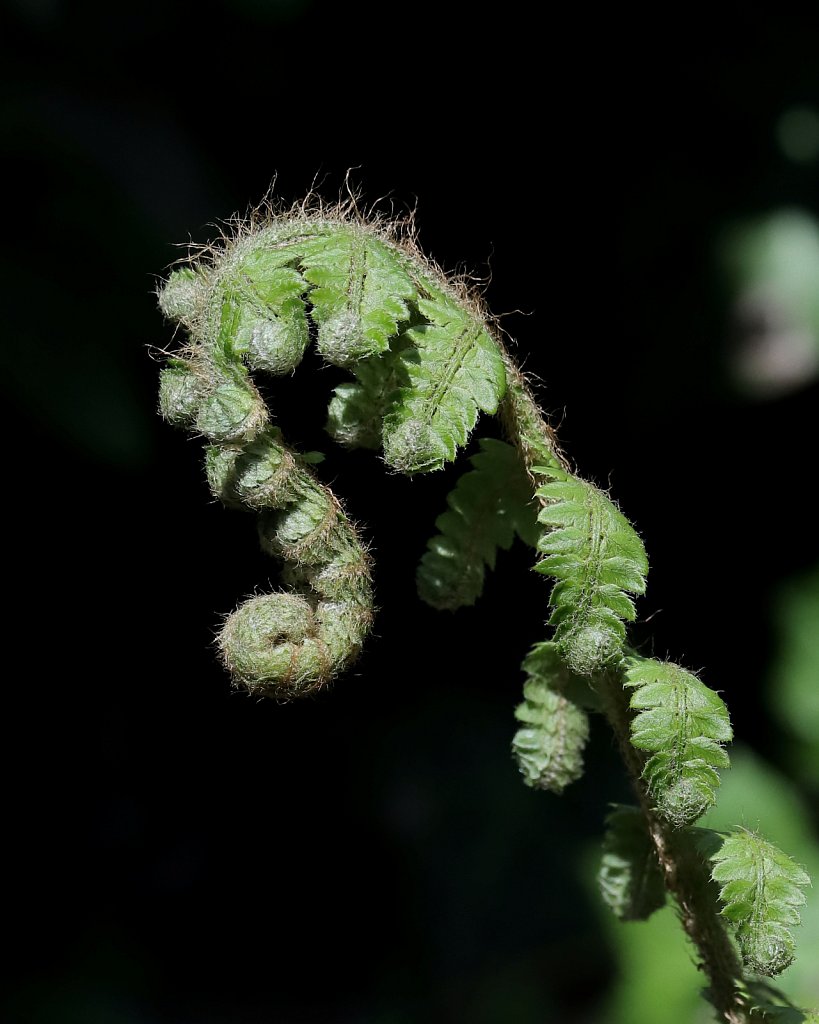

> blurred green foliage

[{"left": 770, "top": 565, "right": 819, "bottom": 791}]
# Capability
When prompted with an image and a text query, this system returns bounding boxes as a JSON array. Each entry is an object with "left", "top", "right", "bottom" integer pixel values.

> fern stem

[
  {"left": 597, "top": 671, "right": 747, "bottom": 1024},
  {"left": 499, "top": 354, "right": 567, "bottom": 473},
  {"left": 502, "top": 379, "right": 747, "bottom": 1021}
]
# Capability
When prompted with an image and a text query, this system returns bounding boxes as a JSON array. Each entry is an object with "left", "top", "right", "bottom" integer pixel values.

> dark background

[{"left": 3, "top": 3, "right": 819, "bottom": 1022}]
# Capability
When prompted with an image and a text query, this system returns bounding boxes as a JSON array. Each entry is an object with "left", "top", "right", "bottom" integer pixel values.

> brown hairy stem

[
  {"left": 502, "top": 370, "right": 748, "bottom": 1023},
  {"left": 597, "top": 671, "right": 747, "bottom": 1024}
]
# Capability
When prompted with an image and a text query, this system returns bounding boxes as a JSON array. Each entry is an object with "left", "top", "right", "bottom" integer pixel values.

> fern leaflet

[
  {"left": 416, "top": 438, "right": 538, "bottom": 610},
  {"left": 299, "top": 231, "right": 416, "bottom": 366},
  {"left": 382, "top": 292, "right": 506, "bottom": 473},
  {"left": 512, "top": 641, "right": 590, "bottom": 793},
  {"left": 625, "top": 655, "right": 732, "bottom": 827},
  {"left": 216, "top": 244, "right": 310, "bottom": 375},
  {"left": 533, "top": 466, "right": 648, "bottom": 675},
  {"left": 598, "top": 805, "right": 666, "bottom": 921},
  {"left": 710, "top": 829, "right": 811, "bottom": 977}
]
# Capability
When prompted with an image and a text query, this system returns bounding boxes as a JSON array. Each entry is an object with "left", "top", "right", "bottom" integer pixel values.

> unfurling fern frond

[
  {"left": 625, "top": 655, "right": 732, "bottom": 827},
  {"left": 158, "top": 196, "right": 815, "bottom": 1021},
  {"left": 710, "top": 829, "right": 811, "bottom": 977},
  {"left": 512, "top": 642, "right": 590, "bottom": 793},
  {"left": 416, "top": 438, "right": 538, "bottom": 610},
  {"left": 533, "top": 466, "right": 648, "bottom": 675},
  {"left": 598, "top": 805, "right": 666, "bottom": 921},
  {"left": 382, "top": 292, "right": 506, "bottom": 474}
]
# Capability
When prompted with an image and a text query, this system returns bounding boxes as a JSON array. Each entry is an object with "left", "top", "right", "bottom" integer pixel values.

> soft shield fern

[{"left": 156, "top": 193, "right": 814, "bottom": 1024}]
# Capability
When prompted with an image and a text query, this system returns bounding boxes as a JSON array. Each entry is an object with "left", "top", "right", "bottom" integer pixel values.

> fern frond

[
  {"left": 382, "top": 292, "right": 506, "bottom": 473},
  {"left": 512, "top": 642, "right": 590, "bottom": 793},
  {"left": 533, "top": 466, "right": 648, "bottom": 675},
  {"left": 598, "top": 805, "right": 666, "bottom": 921},
  {"left": 416, "top": 438, "right": 538, "bottom": 610},
  {"left": 158, "top": 197, "right": 816, "bottom": 1023},
  {"left": 710, "top": 829, "right": 811, "bottom": 977},
  {"left": 625, "top": 655, "right": 732, "bottom": 827},
  {"left": 299, "top": 231, "right": 416, "bottom": 366}
]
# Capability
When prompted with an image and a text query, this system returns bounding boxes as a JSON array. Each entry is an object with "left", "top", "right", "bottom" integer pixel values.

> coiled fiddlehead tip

[
  {"left": 382, "top": 418, "right": 443, "bottom": 476},
  {"left": 658, "top": 778, "right": 710, "bottom": 830},
  {"left": 559, "top": 625, "right": 622, "bottom": 677},
  {"left": 742, "top": 925, "right": 796, "bottom": 978},
  {"left": 219, "top": 593, "right": 329, "bottom": 698},
  {"left": 158, "top": 359, "right": 205, "bottom": 426},
  {"left": 158, "top": 266, "right": 207, "bottom": 325},
  {"left": 195, "top": 380, "right": 268, "bottom": 443}
]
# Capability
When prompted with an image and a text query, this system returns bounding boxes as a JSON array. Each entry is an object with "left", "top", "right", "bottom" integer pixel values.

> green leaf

[
  {"left": 300, "top": 231, "right": 416, "bottom": 366},
  {"left": 417, "top": 438, "right": 539, "bottom": 610},
  {"left": 512, "top": 641, "right": 590, "bottom": 793},
  {"left": 382, "top": 292, "right": 506, "bottom": 473},
  {"left": 194, "top": 374, "right": 267, "bottom": 443},
  {"left": 710, "top": 829, "right": 811, "bottom": 977},
  {"left": 216, "top": 245, "right": 310, "bottom": 376},
  {"left": 534, "top": 467, "right": 648, "bottom": 675},
  {"left": 598, "top": 805, "right": 666, "bottom": 921},
  {"left": 625, "top": 655, "right": 732, "bottom": 827}
]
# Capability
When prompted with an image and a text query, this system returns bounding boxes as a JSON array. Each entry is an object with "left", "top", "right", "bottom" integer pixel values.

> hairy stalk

[
  {"left": 499, "top": 354, "right": 566, "bottom": 473},
  {"left": 598, "top": 671, "right": 747, "bottom": 1023}
]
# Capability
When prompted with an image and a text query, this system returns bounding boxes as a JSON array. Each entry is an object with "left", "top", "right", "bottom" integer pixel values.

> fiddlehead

[
  {"left": 157, "top": 193, "right": 814, "bottom": 1022},
  {"left": 158, "top": 216, "right": 376, "bottom": 697},
  {"left": 205, "top": 429, "right": 373, "bottom": 697}
]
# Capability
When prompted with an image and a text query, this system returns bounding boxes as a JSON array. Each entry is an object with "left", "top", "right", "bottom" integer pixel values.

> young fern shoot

[{"left": 157, "top": 193, "right": 813, "bottom": 1024}]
